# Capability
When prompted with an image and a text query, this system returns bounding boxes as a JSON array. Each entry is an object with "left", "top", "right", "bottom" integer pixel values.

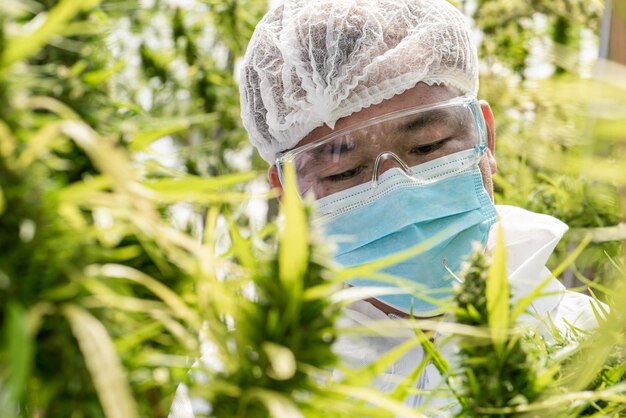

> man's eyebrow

[
  {"left": 310, "top": 139, "right": 356, "bottom": 162},
  {"left": 399, "top": 108, "right": 456, "bottom": 132}
]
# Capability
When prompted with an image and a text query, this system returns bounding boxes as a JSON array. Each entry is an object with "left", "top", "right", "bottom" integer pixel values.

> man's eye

[
  {"left": 411, "top": 138, "right": 449, "bottom": 155},
  {"left": 325, "top": 166, "right": 365, "bottom": 182}
]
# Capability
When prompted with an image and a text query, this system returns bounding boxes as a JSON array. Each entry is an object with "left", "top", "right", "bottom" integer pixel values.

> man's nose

[{"left": 372, "top": 152, "right": 412, "bottom": 187}]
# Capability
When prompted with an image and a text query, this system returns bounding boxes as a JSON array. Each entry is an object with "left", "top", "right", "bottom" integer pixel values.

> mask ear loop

[{"left": 371, "top": 151, "right": 413, "bottom": 188}]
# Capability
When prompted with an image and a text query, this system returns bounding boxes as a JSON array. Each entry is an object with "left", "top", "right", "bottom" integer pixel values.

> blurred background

[{"left": 0, "top": 0, "right": 625, "bottom": 417}]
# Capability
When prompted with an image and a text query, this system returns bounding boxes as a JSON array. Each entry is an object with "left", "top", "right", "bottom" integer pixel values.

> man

[
  {"left": 170, "top": 0, "right": 601, "bottom": 415},
  {"left": 240, "top": 0, "right": 598, "bottom": 320},
  {"left": 240, "top": 0, "right": 602, "bottom": 398}
]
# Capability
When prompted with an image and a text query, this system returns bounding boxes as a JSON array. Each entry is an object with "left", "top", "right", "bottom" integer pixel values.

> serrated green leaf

[
  {"left": 145, "top": 171, "right": 259, "bottom": 192},
  {"left": 83, "top": 60, "right": 125, "bottom": 86},
  {"left": 389, "top": 325, "right": 449, "bottom": 403},
  {"left": 486, "top": 224, "right": 509, "bottom": 350},
  {"left": 227, "top": 215, "right": 256, "bottom": 270},
  {"left": 4, "top": 303, "right": 33, "bottom": 408},
  {"left": 0, "top": 120, "right": 17, "bottom": 162},
  {"left": 27, "top": 96, "right": 81, "bottom": 120},
  {"left": 414, "top": 326, "right": 449, "bottom": 377},
  {"left": 56, "top": 175, "right": 111, "bottom": 202},
  {"left": 248, "top": 388, "right": 304, "bottom": 418},
  {"left": 342, "top": 335, "right": 421, "bottom": 387},
  {"left": 114, "top": 321, "right": 165, "bottom": 353},
  {"left": 85, "top": 264, "right": 201, "bottom": 331},
  {"left": 332, "top": 385, "right": 427, "bottom": 418},
  {"left": 278, "top": 161, "right": 307, "bottom": 322},
  {"left": 62, "top": 304, "right": 139, "bottom": 418},
  {"left": 0, "top": 185, "right": 5, "bottom": 216},
  {"left": 129, "top": 122, "right": 189, "bottom": 151},
  {"left": 1, "top": 0, "right": 103, "bottom": 67},
  {"left": 16, "top": 121, "right": 63, "bottom": 168}
]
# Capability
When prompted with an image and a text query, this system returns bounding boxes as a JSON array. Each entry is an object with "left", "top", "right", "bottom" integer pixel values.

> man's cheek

[{"left": 478, "top": 157, "right": 494, "bottom": 200}]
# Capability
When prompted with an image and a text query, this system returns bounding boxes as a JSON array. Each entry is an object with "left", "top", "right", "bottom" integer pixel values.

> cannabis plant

[
  {"left": 447, "top": 231, "right": 626, "bottom": 417},
  {"left": 451, "top": 233, "right": 545, "bottom": 417}
]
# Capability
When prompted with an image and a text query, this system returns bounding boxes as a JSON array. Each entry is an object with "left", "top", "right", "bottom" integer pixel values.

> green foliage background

[{"left": 0, "top": 0, "right": 625, "bottom": 417}]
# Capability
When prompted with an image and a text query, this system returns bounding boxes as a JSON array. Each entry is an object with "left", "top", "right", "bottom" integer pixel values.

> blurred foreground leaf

[{"left": 63, "top": 304, "right": 139, "bottom": 418}]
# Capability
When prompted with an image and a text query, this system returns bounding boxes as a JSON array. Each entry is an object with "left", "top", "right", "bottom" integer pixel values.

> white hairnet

[{"left": 240, "top": 0, "right": 478, "bottom": 163}]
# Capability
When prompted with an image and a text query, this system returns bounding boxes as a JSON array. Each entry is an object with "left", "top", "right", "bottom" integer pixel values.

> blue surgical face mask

[{"left": 315, "top": 149, "right": 497, "bottom": 316}]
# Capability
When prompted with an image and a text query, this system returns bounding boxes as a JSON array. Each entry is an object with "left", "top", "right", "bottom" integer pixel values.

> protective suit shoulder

[{"left": 492, "top": 205, "right": 606, "bottom": 335}]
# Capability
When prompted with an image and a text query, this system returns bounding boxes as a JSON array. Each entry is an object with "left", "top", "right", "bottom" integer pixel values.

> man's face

[{"left": 269, "top": 83, "right": 497, "bottom": 199}]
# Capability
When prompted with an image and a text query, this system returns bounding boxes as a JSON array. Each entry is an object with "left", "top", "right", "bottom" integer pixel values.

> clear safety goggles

[{"left": 275, "top": 96, "right": 488, "bottom": 200}]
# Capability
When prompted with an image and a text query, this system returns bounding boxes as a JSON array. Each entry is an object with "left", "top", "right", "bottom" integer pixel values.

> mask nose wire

[{"left": 371, "top": 152, "right": 413, "bottom": 188}]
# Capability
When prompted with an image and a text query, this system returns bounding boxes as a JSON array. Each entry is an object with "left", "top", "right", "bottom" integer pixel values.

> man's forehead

[{"left": 296, "top": 83, "right": 461, "bottom": 148}]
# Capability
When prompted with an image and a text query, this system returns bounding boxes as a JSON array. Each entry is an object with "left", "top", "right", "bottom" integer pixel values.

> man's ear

[
  {"left": 268, "top": 165, "right": 284, "bottom": 199},
  {"left": 479, "top": 100, "right": 497, "bottom": 175},
  {"left": 479, "top": 100, "right": 496, "bottom": 155}
]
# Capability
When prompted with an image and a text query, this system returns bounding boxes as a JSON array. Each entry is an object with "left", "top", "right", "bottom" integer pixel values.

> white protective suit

[{"left": 169, "top": 205, "right": 603, "bottom": 417}]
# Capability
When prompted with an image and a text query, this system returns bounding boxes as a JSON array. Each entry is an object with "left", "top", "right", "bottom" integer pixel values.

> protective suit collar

[{"left": 487, "top": 205, "right": 567, "bottom": 322}]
